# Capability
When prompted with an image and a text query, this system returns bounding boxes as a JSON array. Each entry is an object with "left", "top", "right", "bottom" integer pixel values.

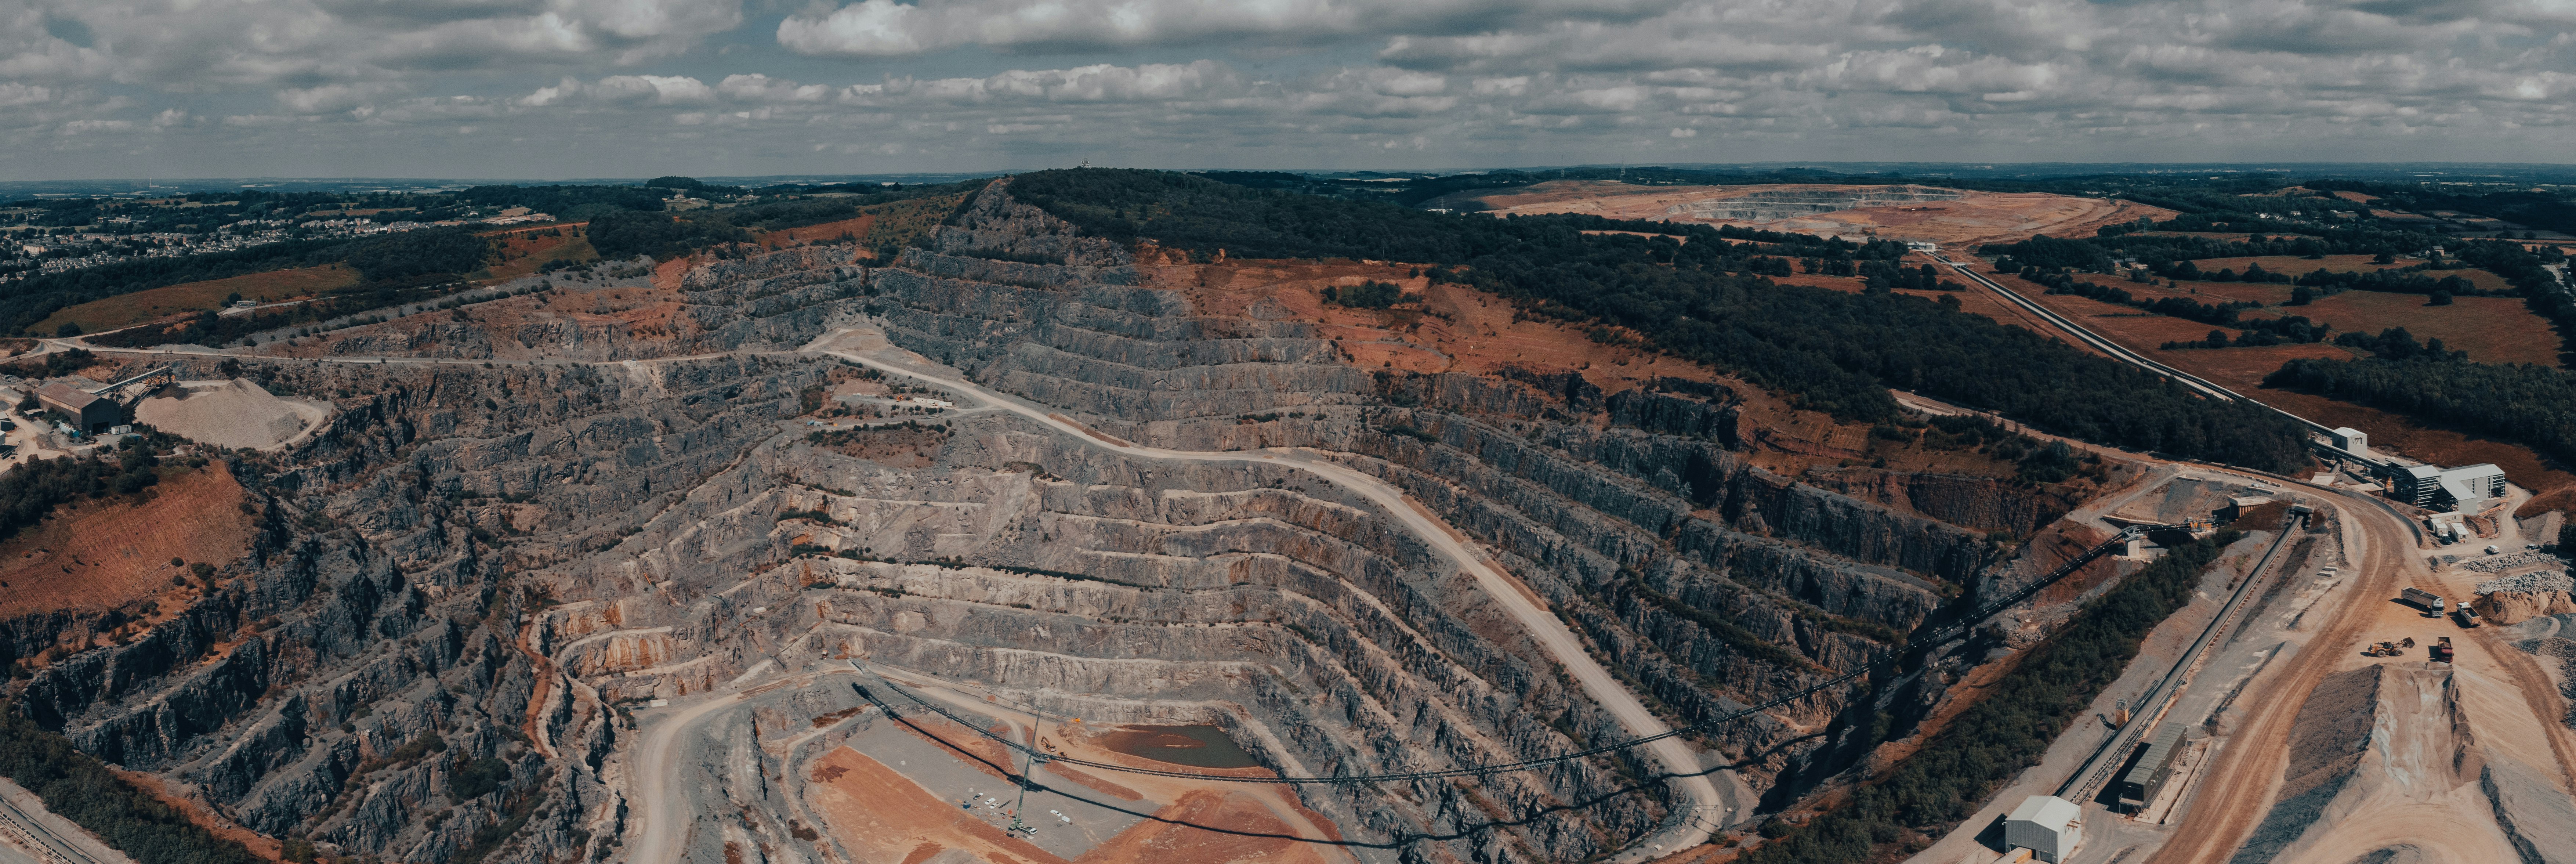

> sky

[{"left": 3, "top": 0, "right": 2573, "bottom": 181}]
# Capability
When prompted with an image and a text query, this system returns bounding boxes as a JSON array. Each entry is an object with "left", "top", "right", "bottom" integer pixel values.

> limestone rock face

[{"left": 0, "top": 178, "right": 2120, "bottom": 864}]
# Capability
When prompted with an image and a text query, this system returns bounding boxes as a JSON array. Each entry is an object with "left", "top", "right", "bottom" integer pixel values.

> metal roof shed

[{"left": 2004, "top": 795, "right": 2082, "bottom": 863}]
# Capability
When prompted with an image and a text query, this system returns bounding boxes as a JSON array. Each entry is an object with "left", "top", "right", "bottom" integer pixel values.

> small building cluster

[{"left": 2313, "top": 425, "right": 2509, "bottom": 514}]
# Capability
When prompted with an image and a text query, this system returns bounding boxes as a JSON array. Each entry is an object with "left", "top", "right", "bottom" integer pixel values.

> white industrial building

[
  {"left": 2004, "top": 795, "right": 2082, "bottom": 863},
  {"left": 2387, "top": 463, "right": 2508, "bottom": 513},
  {"left": 2326, "top": 426, "right": 2370, "bottom": 458}
]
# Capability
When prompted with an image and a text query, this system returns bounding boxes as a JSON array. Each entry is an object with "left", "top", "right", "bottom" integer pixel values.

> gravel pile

[
  {"left": 2460, "top": 551, "right": 2559, "bottom": 573},
  {"left": 2475, "top": 571, "right": 2575, "bottom": 596},
  {"left": 133, "top": 378, "right": 307, "bottom": 451}
]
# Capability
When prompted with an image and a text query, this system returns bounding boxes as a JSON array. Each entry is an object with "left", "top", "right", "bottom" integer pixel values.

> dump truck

[
  {"left": 2401, "top": 587, "right": 2446, "bottom": 614},
  {"left": 2456, "top": 606, "right": 2482, "bottom": 628},
  {"left": 2430, "top": 637, "right": 2454, "bottom": 663}
]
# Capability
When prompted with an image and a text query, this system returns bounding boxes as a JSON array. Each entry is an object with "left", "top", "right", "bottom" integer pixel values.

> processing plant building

[{"left": 2387, "top": 463, "right": 2508, "bottom": 513}]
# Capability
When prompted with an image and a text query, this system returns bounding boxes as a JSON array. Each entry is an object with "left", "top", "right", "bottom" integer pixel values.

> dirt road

[
  {"left": 2142, "top": 480, "right": 2576, "bottom": 864},
  {"left": 802, "top": 326, "right": 1732, "bottom": 861},
  {"left": 2134, "top": 484, "right": 2396, "bottom": 864}
]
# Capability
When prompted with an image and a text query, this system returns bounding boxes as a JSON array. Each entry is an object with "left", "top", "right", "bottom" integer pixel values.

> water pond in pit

[{"left": 1095, "top": 724, "right": 1259, "bottom": 769}]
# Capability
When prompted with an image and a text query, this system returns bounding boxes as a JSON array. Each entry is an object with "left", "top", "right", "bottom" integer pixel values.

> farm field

[
  {"left": 2050, "top": 272, "right": 2558, "bottom": 366},
  {"left": 32, "top": 264, "right": 360, "bottom": 335},
  {"left": 2240, "top": 290, "right": 2558, "bottom": 366}
]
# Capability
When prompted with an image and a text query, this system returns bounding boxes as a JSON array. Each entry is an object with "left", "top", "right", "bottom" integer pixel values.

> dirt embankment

[{"left": 2227, "top": 666, "right": 2382, "bottom": 864}]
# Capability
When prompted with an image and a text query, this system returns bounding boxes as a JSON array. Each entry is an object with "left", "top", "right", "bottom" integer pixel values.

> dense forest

[
  {"left": 2265, "top": 357, "right": 2575, "bottom": 467},
  {"left": 1011, "top": 170, "right": 2311, "bottom": 471},
  {"left": 0, "top": 701, "right": 264, "bottom": 864},
  {"left": 1739, "top": 532, "right": 2242, "bottom": 864}
]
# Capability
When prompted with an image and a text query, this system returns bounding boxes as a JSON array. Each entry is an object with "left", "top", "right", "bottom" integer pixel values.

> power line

[{"left": 852, "top": 524, "right": 2159, "bottom": 785}]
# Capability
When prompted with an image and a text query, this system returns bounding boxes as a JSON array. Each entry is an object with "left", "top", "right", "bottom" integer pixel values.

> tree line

[
  {"left": 0, "top": 702, "right": 264, "bottom": 864},
  {"left": 2266, "top": 356, "right": 2574, "bottom": 467},
  {"left": 1011, "top": 169, "right": 2312, "bottom": 472}
]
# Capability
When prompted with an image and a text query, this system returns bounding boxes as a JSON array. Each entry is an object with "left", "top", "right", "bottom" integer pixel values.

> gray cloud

[{"left": 1, "top": 0, "right": 2572, "bottom": 178}]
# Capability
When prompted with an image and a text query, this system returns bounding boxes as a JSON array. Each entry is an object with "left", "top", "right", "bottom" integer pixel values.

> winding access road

[{"left": 797, "top": 326, "right": 1732, "bottom": 863}]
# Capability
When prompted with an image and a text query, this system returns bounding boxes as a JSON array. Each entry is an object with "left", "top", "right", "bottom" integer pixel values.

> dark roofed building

[{"left": 36, "top": 381, "right": 120, "bottom": 433}]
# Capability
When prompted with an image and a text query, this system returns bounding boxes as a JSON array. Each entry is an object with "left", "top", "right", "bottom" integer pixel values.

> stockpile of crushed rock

[
  {"left": 133, "top": 378, "right": 308, "bottom": 451},
  {"left": 2461, "top": 551, "right": 2559, "bottom": 573},
  {"left": 2476, "top": 571, "right": 2575, "bottom": 596}
]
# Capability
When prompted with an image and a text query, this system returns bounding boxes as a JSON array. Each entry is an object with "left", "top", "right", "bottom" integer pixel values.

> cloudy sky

[{"left": 3, "top": 0, "right": 2572, "bottom": 180}]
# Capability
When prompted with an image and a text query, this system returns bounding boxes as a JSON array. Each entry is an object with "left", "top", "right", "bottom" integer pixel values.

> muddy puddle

[{"left": 1095, "top": 725, "right": 1259, "bottom": 769}]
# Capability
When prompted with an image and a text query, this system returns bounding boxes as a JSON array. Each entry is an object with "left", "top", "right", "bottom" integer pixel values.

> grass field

[
  {"left": 2241, "top": 291, "right": 2559, "bottom": 366},
  {"left": 34, "top": 264, "right": 359, "bottom": 335}
]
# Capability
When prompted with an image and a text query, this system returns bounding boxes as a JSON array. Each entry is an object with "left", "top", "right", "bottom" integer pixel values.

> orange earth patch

[{"left": 0, "top": 463, "right": 255, "bottom": 623}]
